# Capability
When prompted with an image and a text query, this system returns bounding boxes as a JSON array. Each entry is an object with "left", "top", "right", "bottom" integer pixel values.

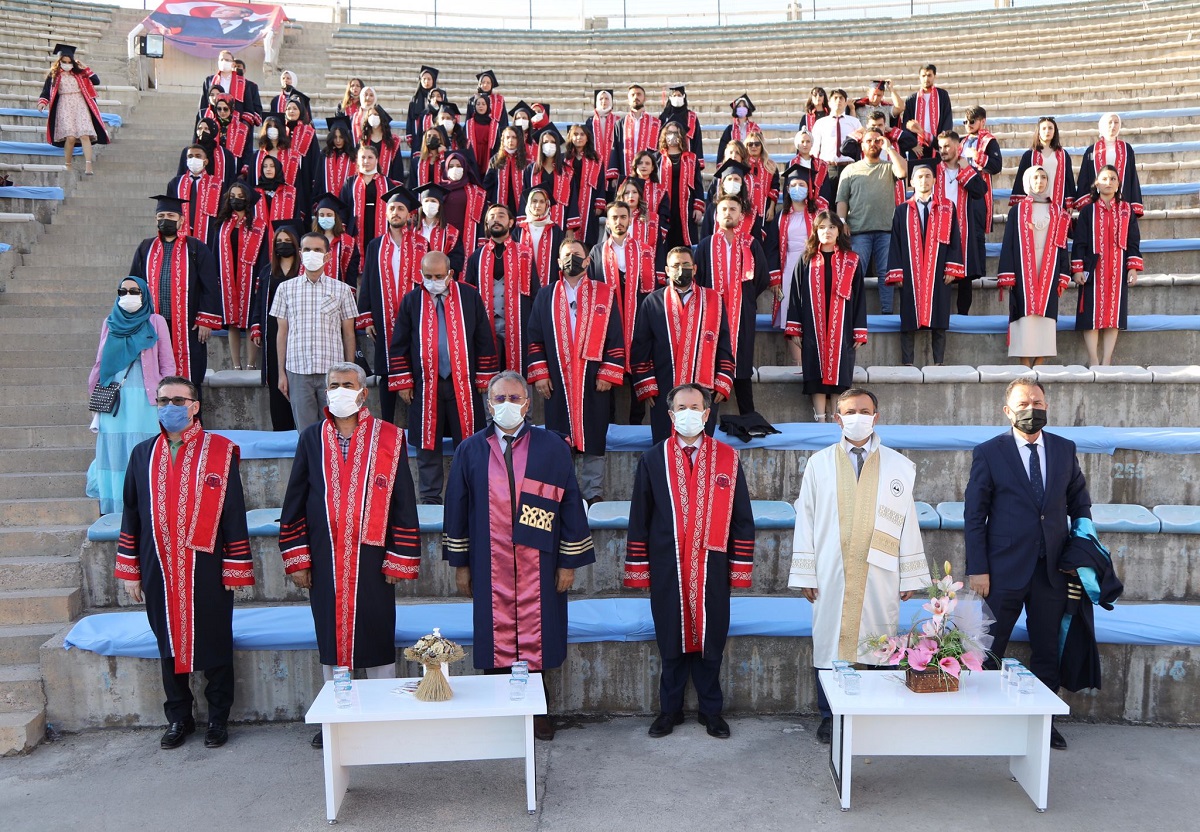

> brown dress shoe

[{"left": 533, "top": 716, "right": 555, "bottom": 741}]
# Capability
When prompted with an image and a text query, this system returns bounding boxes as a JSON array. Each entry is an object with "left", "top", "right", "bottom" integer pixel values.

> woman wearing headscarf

[
  {"left": 86, "top": 276, "right": 175, "bottom": 513},
  {"left": 997, "top": 165, "right": 1073, "bottom": 368},
  {"left": 1075, "top": 112, "right": 1144, "bottom": 216},
  {"left": 250, "top": 224, "right": 301, "bottom": 431},
  {"left": 405, "top": 67, "right": 437, "bottom": 150},
  {"left": 716, "top": 94, "right": 759, "bottom": 166}
]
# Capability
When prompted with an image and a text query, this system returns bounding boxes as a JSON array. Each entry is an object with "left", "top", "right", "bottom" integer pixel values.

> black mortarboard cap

[
  {"left": 438, "top": 102, "right": 461, "bottom": 118},
  {"left": 271, "top": 219, "right": 305, "bottom": 239},
  {"left": 509, "top": 100, "right": 534, "bottom": 118},
  {"left": 871, "top": 79, "right": 888, "bottom": 92},
  {"left": 908, "top": 157, "right": 940, "bottom": 178},
  {"left": 381, "top": 185, "right": 419, "bottom": 210},
  {"left": 314, "top": 192, "right": 351, "bottom": 219},
  {"left": 420, "top": 65, "right": 439, "bottom": 82},
  {"left": 713, "top": 158, "right": 751, "bottom": 180},
  {"left": 730, "top": 93, "right": 756, "bottom": 114},
  {"left": 414, "top": 182, "right": 449, "bottom": 202},
  {"left": 781, "top": 163, "right": 807, "bottom": 183},
  {"left": 52, "top": 44, "right": 77, "bottom": 60},
  {"left": 325, "top": 114, "right": 353, "bottom": 139},
  {"left": 286, "top": 90, "right": 312, "bottom": 112},
  {"left": 476, "top": 69, "right": 498, "bottom": 88},
  {"left": 150, "top": 194, "right": 187, "bottom": 213},
  {"left": 536, "top": 123, "right": 564, "bottom": 144}
]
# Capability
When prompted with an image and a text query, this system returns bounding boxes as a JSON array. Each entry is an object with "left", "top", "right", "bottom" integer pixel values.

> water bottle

[
  {"left": 333, "top": 665, "right": 352, "bottom": 708},
  {"left": 509, "top": 677, "right": 527, "bottom": 701},
  {"left": 511, "top": 660, "right": 530, "bottom": 681}
]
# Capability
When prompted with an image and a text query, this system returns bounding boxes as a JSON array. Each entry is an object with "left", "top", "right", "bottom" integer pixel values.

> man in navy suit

[{"left": 964, "top": 378, "right": 1091, "bottom": 750}]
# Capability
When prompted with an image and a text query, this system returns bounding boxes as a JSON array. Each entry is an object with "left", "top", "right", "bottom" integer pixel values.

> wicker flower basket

[{"left": 905, "top": 667, "right": 961, "bottom": 693}]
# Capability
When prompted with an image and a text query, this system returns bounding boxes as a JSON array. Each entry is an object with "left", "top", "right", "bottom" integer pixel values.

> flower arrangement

[
  {"left": 403, "top": 627, "right": 466, "bottom": 701},
  {"left": 865, "top": 562, "right": 994, "bottom": 693}
]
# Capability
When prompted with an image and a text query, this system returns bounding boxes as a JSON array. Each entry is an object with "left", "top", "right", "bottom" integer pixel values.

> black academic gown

[
  {"left": 248, "top": 263, "right": 297, "bottom": 431},
  {"left": 901, "top": 87, "right": 953, "bottom": 159},
  {"left": 996, "top": 202, "right": 1072, "bottom": 324},
  {"left": 693, "top": 233, "right": 772, "bottom": 378},
  {"left": 1076, "top": 141, "right": 1144, "bottom": 216},
  {"left": 886, "top": 199, "right": 963, "bottom": 332},
  {"left": 279, "top": 414, "right": 420, "bottom": 668},
  {"left": 1071, "top": 201, "right": 1142, "bottom": 332},
  {"left": 463, "top": 241, "right": 541, "bottom": 374},
  {"left": 1010, "top": 148, "right": 1076, "bottom": 211},
  {"left": 939, "top": 163, "right": 990, "bottom": 278},
  {"left": 786, "top": 251, "right": 868, "bottom": 394}
]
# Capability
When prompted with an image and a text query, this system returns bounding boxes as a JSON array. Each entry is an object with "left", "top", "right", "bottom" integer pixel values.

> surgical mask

[
  {"left": 228, "top": 196, "right": 247, "bottom": 211},
  {"left": 157, "top": 218, "right": 178, "bottom": 237},
  {"left": 186, "top": 157, "right": 206, "bottom": 174},
  {"left": 301, "top": 251, "right": 326, "bottom": 271},
  {"left": 60, "top": 62, "right": 73, "bottom": 72},
  {"left": 735, "top": 106, "right": 749, "bottom": 118},
  {"left": 514, "top": 118, "right": 529, "bottom": 130},
  {"left": 439, "top": 118, "right": 454, "bottom": 131},
  {"left": 788, "top": 184, "right": 808, "bottom": 202},
  {"left": 722, "top": 179, "right": 742, "bottom": 195},
  {"left": 839, "top": 414, "right": 875, "bottom": 443},
  {"left": 423, "top": 277, "right": 447, "bottom": 295},
  {"left": 158, "top": 404, "right": 192, "bottom": 433},
  {"left": 541, "top": 143, "right": 557, "bottom": 157},
  {"left": 1010, "top": 407, "right": 1048, "bottom": 435},
  {"left": 445, "top": 166, "right": 464, "bottom": 181},
  {"left": 274, "top": 241, "right": 296, "bottom": 257},
  {"left": 422, "top": 202, "right": 439, "bottom": 218},
  {"left": 118, "top": 294, "right": 143, "bottom": 313},
  {"left": 367, "top": 113, "right": 381, "bottom": 128},
  {"left": 669, "top": 94, "right": 685, "bottom": 107},
  {"left": 560, "top": 254, "right": 586, "bottom": 276},
  {"left": 317, "top": 216, "right": 336, "bottom": 231},
  {"left": 672, "top": 409, "right": 705, "bottom": 439},
  {"left": 326, "top": 387, "right": 362, "bottom": 418},
  {"left": 491, "top": 401, "right": 525, "bottom": 431},
  {"left": 218, "top": 60, "right": 232, "bottom": 72},
  {"left": 266, "top": 127, "right": 280, "bottom": 141}
]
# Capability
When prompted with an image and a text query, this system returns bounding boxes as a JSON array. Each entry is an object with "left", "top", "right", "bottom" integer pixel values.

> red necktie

[{"left": 684, "top": 445, "right": 697, "bottom": 470}]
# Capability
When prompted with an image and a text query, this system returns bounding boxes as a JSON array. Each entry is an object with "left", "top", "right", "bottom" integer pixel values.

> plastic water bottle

[
  {"left": 509, "top": 677, "right": 527, "bottom": 701},
  {"left": 333, "top": 665, "right": 352, "bottom": 708},
  {"left": 511, "top": 660, "right": 530, "bottom": 681}
]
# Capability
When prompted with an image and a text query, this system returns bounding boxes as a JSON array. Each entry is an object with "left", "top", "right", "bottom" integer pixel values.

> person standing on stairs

[{"left": 38, "top": 44, "right": 109, "bottom": 176}]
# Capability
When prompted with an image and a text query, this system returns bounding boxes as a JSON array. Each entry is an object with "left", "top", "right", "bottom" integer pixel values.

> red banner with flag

[{"left": 143, "top": 1, "right": 287, "bottom": 58}]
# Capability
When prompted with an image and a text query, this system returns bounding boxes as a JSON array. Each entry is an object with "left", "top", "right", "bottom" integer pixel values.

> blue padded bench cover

[
  {"left": 937, "top": 502, "right": 1162, "bottom": 533},
  {"left": 1151, "top": 505, "right": 1200, "bottom": 534},
  {"left": 755, "top": 313, "right": 1200, "bottom": 333},
  {"left": 0, "top": 186, "right": 63, "bottom": 199},
  {"left": 0, "top": 107, "right": 122, "bottom": 126},
  {"left": 588, "top": 500, "right": 795, "bottom": 530},
  {"left": 63, "top": 597, "right": 1200, "bottom": 656}
]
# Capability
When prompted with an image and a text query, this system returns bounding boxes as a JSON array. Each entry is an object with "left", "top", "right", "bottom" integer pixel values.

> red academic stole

[
  {"left": 146, "top": 236, "right": 202, "bottom": 372},
  {"left": 663, "top": 436, "right": 739, "bottom": 653},
  {"left": 494, "top": 158, "right": 523, "bottom": 210},
  {"left": 666, "top": 284, "right": 722, "bottom": 390},
  {"left": 1013, "top": 200, "right": 1071, "bottom": 318},
  {"left": 904, "top": 199, "right": 954, "bottom": 328},
  {"left": 602, "top": 237, "right": 653, "bottom": 372},
  {"left": 467, "top": 117, "right": 499, "bottom": 171},
  {"left": 709, "top": 232, "right": 755, "bottom": 359},
  {"left": 256, "top": 149, "right": 301, "bottom": 188},
  {"left": 659, "top": 153, "right": 699, "bottom": 244},
  {"left": 259, "top": 185, "right": 297, "bottom": 224},
  {"left": 571, "top": 157, "right": 603, "bottom": 229},
  {"left": 456, "top": 184, "right": 488, "bottom": 252},
  {"left": 622, "top": 112, "right": 661, "bottom": 175},
  {"left": 149, "top": 424, "right": 243, "bottom": 673},
  {"left": 217, "top": 215, "right": 266, "bottom": 329},
  {"left": 517, "top": 220, "right": 555, "bottom": 281},
  {"left": 290, "top": 122, "right": 316, "bottom": 156},
  {"left": 476, "top": 240, "right": 534, "bottom": 371},
  {"left": 324, "top": 233, "right": 356, "bottom": 287},
  {"left": 1032, "top": 148, "right": 1069, "bottom": 210},
  {"left": 550, "top": 278, "right": 617, "bottom": 451},
  {"left": 534, "top": 166, "right": 573, "bottom": 229},
  {"left": 973, "top": 131, "right": 998, "bottom": 231},
  {"left": 351, "top": 174, "right": 393, "bottom": 257},
  {"left": 221, "top": 117, "right": 250, "bottom": 157},
  {"left": 747, "top": 160, "right": 774, "bottom": 218},
  {"left": 210, "top": 72, "right": 247, "bottom": 106},
  {"left": 591, "top": 111, "right": 615, "bottom": 172},
  {"left": 776, "top": 205, "right": 824, "bottom": 315},
  {"left": 320, "top": 412, "right": 407, "bottom": 667},
  {"left": 935, "top": 162, "right": 977, "bottom": 258},
  {"left": 373, "top": 231, "right": 427, "bottom": 348},
  {"left": 174, "top": 175, "right": 220, "bottom": 240},
  {"left": 729, "top": 118, "right": 760, "bottom": 145},
  {"left": 807, "top": 250, "right": 860, "bottom": 386},
  {"left": 323, "top": 153, "right": 356, "bottom": 200},
  {"left": 915, "top": 88, "right": 940, "bottom": 147},
  {"left": 418, "top": 283, "right": 476, "bottom": 449},
  {"left": 372, "top": 136, "right": 402, "bottom": 180},
  {"left": 423, "top": 222, "right": 460, "bottom": 259},
  {"left": 1087, "top": 199, "right": 1133, "bottom": 330}
]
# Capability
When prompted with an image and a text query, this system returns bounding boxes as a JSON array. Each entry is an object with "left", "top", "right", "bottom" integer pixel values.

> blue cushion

[
  {"left": 915, "top": 501, "right": 940, "bottom": 530},
  {"left": 1152, "top": 505, "right": 1200, "bottom": 534},
  {"left": 589, "top": 500, "right": 795, "bottom": 530},
  {"left": 87, "top": 514, "right": 121, "bottom": 542},
  {"left": 936, "top": 502, "right": 965, "bottom": 531},
  {"left": 246, "top": 508, "right": 281, "bottom": 536},
  {"left": 1091, "top": 504, "right": 1162, "bottom": 533}
]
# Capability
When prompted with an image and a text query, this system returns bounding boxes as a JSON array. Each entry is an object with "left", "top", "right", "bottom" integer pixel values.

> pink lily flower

[
  {"left": 938, "top": 656, "right": 962, "bottom": 678},
  {"left": 961, "top": 652, "right": 984, "bottom": 672},
  {"left": 907, "top": 646, "right": 934, "bottom": 671}
]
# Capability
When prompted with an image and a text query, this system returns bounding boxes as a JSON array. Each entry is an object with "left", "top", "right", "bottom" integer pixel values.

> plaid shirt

[{"left": 269, "top": 273, "right": 358, "bottom": 375}]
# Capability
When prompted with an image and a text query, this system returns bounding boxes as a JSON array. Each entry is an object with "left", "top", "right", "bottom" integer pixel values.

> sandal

[
  {"left": 232, "top": 364, "right": 243, "bottom": 371},
  {"left": 245, "top": 364, "right": 257, "bottom": 370},
  {"left": 84, "top": 162, "right": 94, "bottom": 176}
]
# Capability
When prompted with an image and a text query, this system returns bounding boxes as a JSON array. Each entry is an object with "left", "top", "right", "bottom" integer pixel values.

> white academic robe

[{"left": 789, "top": 438, "right": 931, "bottom": 668}]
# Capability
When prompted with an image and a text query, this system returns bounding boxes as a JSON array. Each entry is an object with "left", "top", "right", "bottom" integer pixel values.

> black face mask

[
  {"left": 274, "top": 241, "right": 296, "bottom": 257},
  {"left": 670, "top": 266, "right": 694, "bottom": 288},
  {"left": 228, "top": 196, "right": 247, "bottom": 211},
  {"left": 157, "top": 218, "right": 178, "bottom": 237},
  {"left": 427, "top": 136, "right": 441, "bottom": 149},
  {"left": 560, "top": 254, "right": 586, "bottom": 276},
  {"left": 1010, "top": 407, "right": 1048, "bottom": 434}
]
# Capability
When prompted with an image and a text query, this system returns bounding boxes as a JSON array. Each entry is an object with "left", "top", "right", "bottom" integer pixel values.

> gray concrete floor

[{"left": 0, "top": 717, "right": 1195, "bottom": 831}]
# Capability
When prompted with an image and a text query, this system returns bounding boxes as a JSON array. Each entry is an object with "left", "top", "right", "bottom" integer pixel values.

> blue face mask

[
  {"left": 158, "top": 404, "right": 193, "bottom": 433},
  {"left": 789, "top": 185, "right": 808, "bottom": 202},
  {"left": 317, "top": 216, "right": 336, "bottom": 231}
]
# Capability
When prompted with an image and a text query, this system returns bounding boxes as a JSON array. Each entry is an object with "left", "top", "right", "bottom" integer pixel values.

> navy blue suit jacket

[{"left": 964, "top": 430, "right": 1092, "bottom": 591}]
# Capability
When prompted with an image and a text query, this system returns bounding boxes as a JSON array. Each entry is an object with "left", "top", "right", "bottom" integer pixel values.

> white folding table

[
  {"left": 820, "top": 669, "right": 1070, "bottom": 812},
  {"left": 304, "top": 674, "right": 547, "bottom": 823}
]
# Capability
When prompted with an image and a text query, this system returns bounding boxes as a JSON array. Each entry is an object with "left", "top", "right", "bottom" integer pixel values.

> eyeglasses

[
  {"left": 745, "top": 141, "right": 762, "bottom": 147},
  {"left": 155, "top": 396, "right": 196, "bottom": 407},
  {"left": 490, "top": 394, "right": 527, "bottom": 405},
  {"left": 117, "top": 288, "right": 142, "bottom": 296}
]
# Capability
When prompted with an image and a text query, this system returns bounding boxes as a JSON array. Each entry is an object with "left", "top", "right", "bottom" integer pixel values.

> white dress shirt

[
  {"left": 609, "top": 237, "right": 627, "bottom": 272},
  {"left": 1013, "top": 429, "right": 1047, "bottom": 489},
  {"left": 811, "top": 113, "right": 862, "bottom": 164},
  {"left": 840, "top": 431, "right": 880, "bottom": 462}
]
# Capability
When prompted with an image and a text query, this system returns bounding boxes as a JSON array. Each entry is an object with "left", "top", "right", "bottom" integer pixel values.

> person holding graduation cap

[
  {"left": 406, "top": 65, "right": 438, "bottom": 151},
  {"left": 129, "top": 195, "right": 223, "bottom": 393},
  {"left": 853, "top": 79, "right": 902, "bottom": 127},
  {"left": 659, "top": 83, "right": 703, "bottom": 163},
  {"left": 38, "top": 44, "right": 108, "bottom": 174},
  {"left": 585, "top": 89, "right": 617, "bottom": 188},
  {"left": 716, "top": 93, "right": 759, "bottom": 165}
]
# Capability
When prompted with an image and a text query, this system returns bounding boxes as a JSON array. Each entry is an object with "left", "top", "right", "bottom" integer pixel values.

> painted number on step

[{"left": 1112, "top": 462, "right": 1145, "bottom": 480}]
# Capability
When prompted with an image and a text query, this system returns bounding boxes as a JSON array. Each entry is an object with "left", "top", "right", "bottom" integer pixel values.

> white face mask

[
  {"left": 672, "top": 408, "right": 706, "bottom": 439},
  {"left": 266, "top": 127, "right": 280, "bottom": 141},
  {"left": 317, "top": 216, "right": 336, "bottom": 230},
  {"left": 541, "top": 143, "right": 557, "bottom": 157},
  {"left": 326, "top": 387, "right": 362, "bottom": 418},
  {"left": 669, "top": 94, "right": 685, "bottom": 107},
  {"left": 445, "top": 166, "right": 464, "bottom": 181},
  {"left": 421, "top": 201, "right": 439, "bottom": 218},
  {"left": 117, "top": 294, "right": 143, "bottom": 313},
  {"left": 218, "top": 60, "right": 233, "bottom": 72},
  {"left": 839, "top": 413, "right": 875, "bottom": 443},
  {"left": 735, "top": 106, "right": 749, "bottom": 118},
  {"left": 491, "top": 401, "right": 525, "bottom": 431},
  {"left": 300, "top": 251, "right": 326, "bottom": 272},
  {"left": 367, "top": 114, "right": 381, "bottom": 128},
  {"left": 423, "top": 277, "right": 447, "bottom": 295},
  {"left": 60, "top": 62, "right": 73, "bottom": 72},
  {"left": 439, "top": 118, "right": 454, "bottom": 131},
  {"left": 514, "top": 118, "right": 529, "bottom": 130},
  {"left": 186, "top": 157, "right": 206, "bottom": 174},
  {"left": 722, "top": 179, "right": 742, "bottom": 195}
]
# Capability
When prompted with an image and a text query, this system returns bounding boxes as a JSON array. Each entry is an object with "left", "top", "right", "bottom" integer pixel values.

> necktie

[
  {"left": 569, "top": 299, "right": 577, "bottom": 336},
  {"left": 919, "top": 202, "right": 929, "bottom": 236},
  {"left": 503, "top": 434, "right": 518, "bottom": 527},
  {"left": 684, "top": 444, "right": 697, "bottom": 470},
  {"left": 835, "top": 118, "right": 842, "bottom": 160},
  {"left": 436, "top": 295, "right": 451, "bottom": 378},
  {"left": 1027, "top": 443, "right": 1044, "bottom": 506},
  {"left": 851, "top": 447, "right": 865, "bottom": 480}
]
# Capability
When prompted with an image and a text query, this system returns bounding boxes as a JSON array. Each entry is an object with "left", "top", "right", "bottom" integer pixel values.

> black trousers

[
  {"left": 900, "top": 328, "right": 946, "bottom": 365},
  {"left": 415, "top": 376, "right": 462, "bottom": 503},
  {"left": 659, "top": 652, "right": 724, "bottom": 716},
  {"left": 985, "top": 562, "right": 1067, "bottom": 691},
  {"left": 955, "top": 276, "right": 975, "bottom": 315},
  {"left": 160, "top": 658, "right": 234, "bottom": 725},
  {"left": 378, "top": 384, "right": 399, "bottom": 425},
  {"left": 732, "top": 377, "right": 756, "bottom": 415}
]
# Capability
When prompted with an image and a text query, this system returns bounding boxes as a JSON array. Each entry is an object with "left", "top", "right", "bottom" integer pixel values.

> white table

[
  {"left": 820, "top": 669, "right": 1070, "bottom": 812},
  {"left": 304, "top": 674, "right": 547, "bottom": 823}
]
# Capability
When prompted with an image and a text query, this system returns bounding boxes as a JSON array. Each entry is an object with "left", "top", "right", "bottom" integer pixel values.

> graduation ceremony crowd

[{"left": 86, "top": 48, "right": 1131, "bottom": 753}]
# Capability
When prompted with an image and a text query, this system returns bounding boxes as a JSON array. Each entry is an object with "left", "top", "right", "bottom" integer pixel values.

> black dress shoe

[
  {"left": 311, "top": 729, "right": 323, "bottom": 749},
  {"left": 648, "top": 712, "right": 684, "bottom": 738},
  {"left": 1049, "top": 725, "right": 1067, "bottom": 750},
  {"left": 817, "top": 717, "right": 832, "bottom": 744},
  {"left": 204, "top": 723, "right": 229, "bottom": 748},
  {"left": 698, "top": 712, "right": 731, "bottom": 739},
  {"left": 533, "top": 716, "right": 555, "bottom": 742},
  {"left": 160, "top": 720, "right": 195, "bottom": 749}
]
